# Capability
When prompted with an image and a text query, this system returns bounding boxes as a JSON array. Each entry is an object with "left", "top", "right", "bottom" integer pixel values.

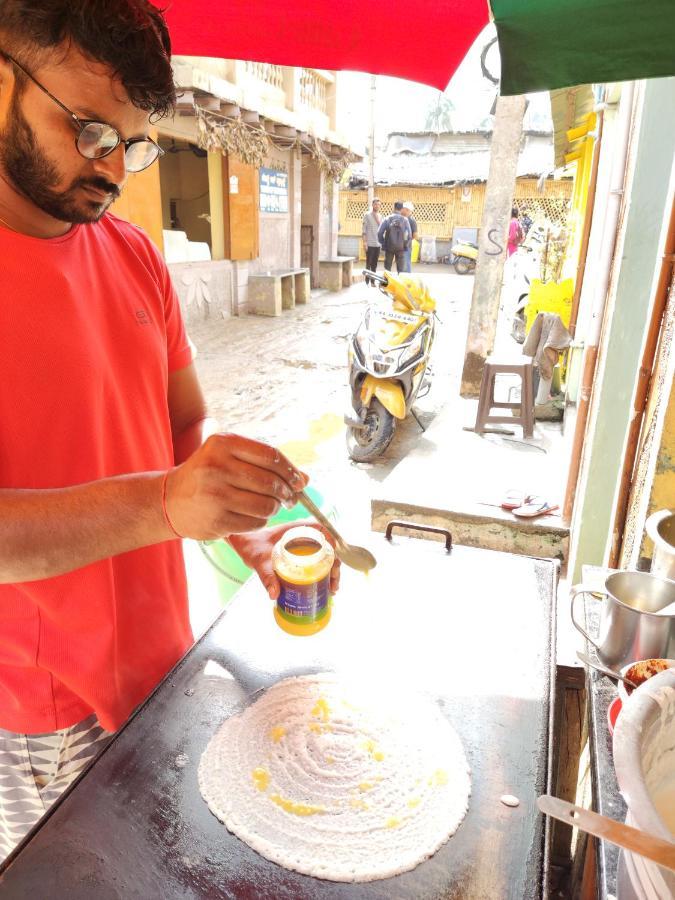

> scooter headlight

[{"left": 357, "top": 336, "right": 399, "bottom": 374}]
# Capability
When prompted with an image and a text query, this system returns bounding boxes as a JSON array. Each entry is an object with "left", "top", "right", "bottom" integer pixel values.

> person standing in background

[
  {"left": 508, "top": 206, "right": 524, "bottom": 257},
  {"left": 401, "top": 201, "right": 418, "bottom": 272},
  {"left": 361, "top": 197, "right": 382, "bottom": 285},
  {"left": 377, "top": 201, "right": 411, "bottom": 274}
]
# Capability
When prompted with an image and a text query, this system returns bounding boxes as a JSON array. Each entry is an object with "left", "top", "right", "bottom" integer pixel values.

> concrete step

[{"left": 370, "top": 397, "right": 570, "bottom": 564}]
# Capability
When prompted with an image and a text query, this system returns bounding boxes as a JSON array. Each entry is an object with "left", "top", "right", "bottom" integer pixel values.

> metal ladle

[
  {"left": 576, "top": 651, "right": 638, "bottom": 689},
  {"left": 295, "top": 490, "right": 377, "bottom": 573}
]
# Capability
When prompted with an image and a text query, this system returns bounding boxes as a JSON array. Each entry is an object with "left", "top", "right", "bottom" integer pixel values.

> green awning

[{"left": 492, "top": 0, "right": 675, "bottom": 96}]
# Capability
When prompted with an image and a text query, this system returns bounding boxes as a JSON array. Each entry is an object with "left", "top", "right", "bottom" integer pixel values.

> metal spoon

[
  {"left": 295, "top": 490, "right": 377, "bottom": 573},
  {"left": 576, "top": 651, "right": 638, "bottom": 689}
]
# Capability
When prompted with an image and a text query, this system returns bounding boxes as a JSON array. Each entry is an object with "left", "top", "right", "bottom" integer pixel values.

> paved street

[{"left": 184, "top": 265, "right": 474, "bottom": 630}]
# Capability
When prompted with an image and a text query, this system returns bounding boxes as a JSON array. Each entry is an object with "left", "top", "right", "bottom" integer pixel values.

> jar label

[{"left": 277, "top": 575, "right": 330, "bottom": 624}]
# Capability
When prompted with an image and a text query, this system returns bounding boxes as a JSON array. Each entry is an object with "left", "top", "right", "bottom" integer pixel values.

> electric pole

[
  {"left": 460, "top": 93, "right": 527, "bottom": 396},
  {"left": 367, "top": 74, "right": 377, "bottom": 205}
]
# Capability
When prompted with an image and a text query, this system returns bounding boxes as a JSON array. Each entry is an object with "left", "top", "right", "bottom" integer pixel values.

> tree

[{"left": 424, "top": 93, "right": 455, "bottom": 133}]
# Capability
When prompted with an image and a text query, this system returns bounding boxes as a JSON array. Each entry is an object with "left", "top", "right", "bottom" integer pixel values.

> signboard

[{"left": 259, "top": 167, "right": 288, "bottom": 213}]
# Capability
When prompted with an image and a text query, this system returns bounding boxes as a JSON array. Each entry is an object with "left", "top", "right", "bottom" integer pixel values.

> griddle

[{"left": 0, "top": 527, "right": 556, "bottom": 899}]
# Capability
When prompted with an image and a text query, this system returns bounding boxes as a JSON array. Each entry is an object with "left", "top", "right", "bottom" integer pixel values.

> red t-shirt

[{"left": 0, "top": 213, "right": 194, "bottom": 734}]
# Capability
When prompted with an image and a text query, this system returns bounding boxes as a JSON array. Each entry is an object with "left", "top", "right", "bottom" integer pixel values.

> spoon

[
  {"left": 538, "top": 796, "right": 675, "bottom": 872},
  {"left": 295, "top": 490, "right": 377, "bottom": 573},
  {"left": 576, "top": 651, "right": 638, "bottom": 689}
]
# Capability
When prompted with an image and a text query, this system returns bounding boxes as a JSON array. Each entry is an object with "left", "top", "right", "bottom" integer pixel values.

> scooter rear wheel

[
  {"left": 346, "top": 398, "right": 396, "bottom": 462},
  {"left": 453, "top": 257, "right": 475, "bottom": 275}
]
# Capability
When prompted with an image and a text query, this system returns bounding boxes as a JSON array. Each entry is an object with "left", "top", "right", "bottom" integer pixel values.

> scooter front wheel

[{"left": 346, "top": 398, "right": 396, "bottom": 462}]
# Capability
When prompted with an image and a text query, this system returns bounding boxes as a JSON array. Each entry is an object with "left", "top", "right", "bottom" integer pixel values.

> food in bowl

[{"left": 618, "top": 658, "right": 675, "bottom": 703}]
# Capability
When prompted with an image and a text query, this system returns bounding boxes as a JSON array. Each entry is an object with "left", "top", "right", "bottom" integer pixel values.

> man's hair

[
  {"left": 394, "top": 201, "right": 403, "bottom": 210},
  {"left": 372, "top": 197, "right": 380, "bottom": 204},
  {"left": 512, "top": 206, "right": 519, "bottom": 217},
  {"left": 0, "top": 0, "right": 176, "bottom": 118}
]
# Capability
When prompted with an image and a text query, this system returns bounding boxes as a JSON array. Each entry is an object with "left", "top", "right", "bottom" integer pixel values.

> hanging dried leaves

[
  {"left": 305, "top": 135, "right": 358, "bottom": 182},
  {"left": 194, "top": 105, "right": 358, "bottom": 181},
  {"left": 196, "top": 106, "right": 270, "bottom": 168}
]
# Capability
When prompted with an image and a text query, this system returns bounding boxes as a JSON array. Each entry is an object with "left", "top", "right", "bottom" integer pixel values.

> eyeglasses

[{"left": 3, "top": 53, "right": 164, "bottom": 173}]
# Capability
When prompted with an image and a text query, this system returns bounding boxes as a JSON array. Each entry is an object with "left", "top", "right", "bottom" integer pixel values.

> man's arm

[
  {"left": 377, "top": 217, "right": 387, "bottom": 245},
  {"left": 167, "top": 362, "right": 214, "bottom": 462},
  {"left": 0, "top": 363, "right": 306, "bottom": 585}
]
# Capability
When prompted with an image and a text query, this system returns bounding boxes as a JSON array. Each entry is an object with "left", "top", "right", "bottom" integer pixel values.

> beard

[{"left": 0, "top": 89, "right": 121, "bottom": 224}]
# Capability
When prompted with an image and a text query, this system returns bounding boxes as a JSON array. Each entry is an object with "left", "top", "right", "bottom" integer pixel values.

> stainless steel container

[
  {"left": 613, "top": 668, "right": 675, "bottom": 898},
  {"left": 571, "top": 571, "right": 675, "bottom": 669},
  {"left": 646, "top": 509, "right": 675, "bottom": 580}
]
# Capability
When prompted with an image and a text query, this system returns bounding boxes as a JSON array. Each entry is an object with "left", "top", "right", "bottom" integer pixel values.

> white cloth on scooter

[{"left": 522, "top": 312, "right": 572, "bottom": 380}]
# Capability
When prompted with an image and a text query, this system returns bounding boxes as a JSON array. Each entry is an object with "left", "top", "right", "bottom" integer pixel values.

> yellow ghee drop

[
  {"left": 325, "top": 755, "right": 335, "bottom": 764},
  {"left": 269, "top": 726, "right": 286, "bottom": 743},
  {"left": 312, "top": 697, "right": 331, "bottom": 722},
  {"left": 386, "top": 817, "right": 401, "bottom": 829},
  {"left": 252, "top": 767, "right": 270, "bottom": 791},
  {"left": 270, "top": 794, "right": 324, "bottom": 817},
  {"left": 429, "top": 769, "right": 448, "bottom": 787},
  {"left": 407, "top": 797, "right": 421, "bottom": 809},
  {"left": 350, "top": 797, "right": 369, "bottom": 810},
  {"left": 373, "top": 751, "right": 385, "bottom": 762},
  {"left": 358, "top": 782, "right": 373, "bottom": 792}
]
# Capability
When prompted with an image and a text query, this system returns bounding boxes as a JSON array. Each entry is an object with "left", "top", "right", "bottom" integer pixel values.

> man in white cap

[{"left": 401, "top": 201, "right": 418, "bottom": 272}]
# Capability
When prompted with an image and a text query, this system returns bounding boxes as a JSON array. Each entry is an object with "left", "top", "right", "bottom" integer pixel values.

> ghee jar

[{"left": 271, "top": 526, "right": 335, "bottom": 636}]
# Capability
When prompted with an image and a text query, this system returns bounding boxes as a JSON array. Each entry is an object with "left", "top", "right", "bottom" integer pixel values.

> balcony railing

[
  {"left": 243, "top": 61, "right": 284, "bottom": 91},
  {"left": 300, "top": 69, "right": 329, "bottom": 115}
]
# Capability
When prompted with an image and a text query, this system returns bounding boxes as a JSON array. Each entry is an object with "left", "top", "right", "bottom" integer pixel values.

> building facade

[
  {"left": 338, "top": 129, "right": 572, "bottom": 260},
  {"left": 112, "top": 59, "right": 360, "bottom": 323}
]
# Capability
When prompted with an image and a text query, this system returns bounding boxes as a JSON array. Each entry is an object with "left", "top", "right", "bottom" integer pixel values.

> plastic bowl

[{"left": 607, "top": 696, "right": 622, "bottom": 736}]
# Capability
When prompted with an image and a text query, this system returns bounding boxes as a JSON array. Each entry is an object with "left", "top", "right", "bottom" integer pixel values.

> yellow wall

[
  {"left": 562, "top": 113, "right": 597, "bottom": 280},
  {"left": 339, "top": 179, "right": 573, "bottom": 240}
]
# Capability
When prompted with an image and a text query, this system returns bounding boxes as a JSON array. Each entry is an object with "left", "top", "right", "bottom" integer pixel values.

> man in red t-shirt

[{"left": 0, "top": 0, "right": 339, "bottom": 858}]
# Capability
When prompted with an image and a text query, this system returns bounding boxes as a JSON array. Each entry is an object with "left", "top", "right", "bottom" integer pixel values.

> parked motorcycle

[
  {"left": 449, "top": 239, "right": 478, "bottom": 275},
  {"left": 345, "top": 271, "right": 437, "bottom": 462}
]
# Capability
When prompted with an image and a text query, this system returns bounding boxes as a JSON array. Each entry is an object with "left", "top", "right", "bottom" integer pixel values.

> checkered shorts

[{"left": 0, "top": 714, "right": 113, "bottom": 860}]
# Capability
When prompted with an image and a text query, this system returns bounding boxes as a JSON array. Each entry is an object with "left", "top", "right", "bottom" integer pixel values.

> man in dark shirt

[{"left": 377, "top": 201, "right": 411, "bottom": 273}]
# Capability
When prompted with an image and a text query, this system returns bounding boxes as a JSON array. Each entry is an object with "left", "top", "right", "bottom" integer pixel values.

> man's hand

[
  {"left": 228, "top": 522, "right": 341, "bottom": 600},
  {"left": 164, "top": 434, "right": 308, "bottom": 540}
]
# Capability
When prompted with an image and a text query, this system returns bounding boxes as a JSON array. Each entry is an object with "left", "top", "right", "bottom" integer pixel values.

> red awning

[{"left": 151, "top": 0, "right": 490, "bottom": 91}]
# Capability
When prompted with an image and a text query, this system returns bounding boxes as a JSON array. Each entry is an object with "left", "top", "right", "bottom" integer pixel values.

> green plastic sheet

[{"left": 492, "top": 0, "right": 675, "bottom": 95}]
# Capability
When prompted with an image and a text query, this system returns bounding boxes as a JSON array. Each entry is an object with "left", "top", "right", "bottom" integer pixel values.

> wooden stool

[{"left": 474, "top": 356, "right": 535, "bottom": 438}]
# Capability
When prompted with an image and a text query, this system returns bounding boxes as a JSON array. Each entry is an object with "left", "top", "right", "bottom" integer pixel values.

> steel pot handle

[
  {"left": 570, "top": 584, "right": 605, "bottom": 653},
  {"left": 645, "top": 509, "right": 674, "bottom": 548}
]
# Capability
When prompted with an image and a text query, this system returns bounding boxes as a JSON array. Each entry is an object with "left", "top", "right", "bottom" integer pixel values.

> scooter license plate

[{"left": 372, "top": 308, "right": 419, "bottom": 325}]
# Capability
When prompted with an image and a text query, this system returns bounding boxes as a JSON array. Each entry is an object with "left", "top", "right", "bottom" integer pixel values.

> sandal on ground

[
  {"left": 512, "top": 501, "right": 559, "bottom": 518},
  {"left": 501, "top": 490, "right": 539, "bottom": 511}
]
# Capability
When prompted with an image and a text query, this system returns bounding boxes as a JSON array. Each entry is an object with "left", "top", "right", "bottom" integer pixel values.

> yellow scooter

[
  {"left": 449, "top": 239, "right": 478, "bottom": 275},
  {"left": 345, "top": 271, "right": 437, "bottom": 462}
]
